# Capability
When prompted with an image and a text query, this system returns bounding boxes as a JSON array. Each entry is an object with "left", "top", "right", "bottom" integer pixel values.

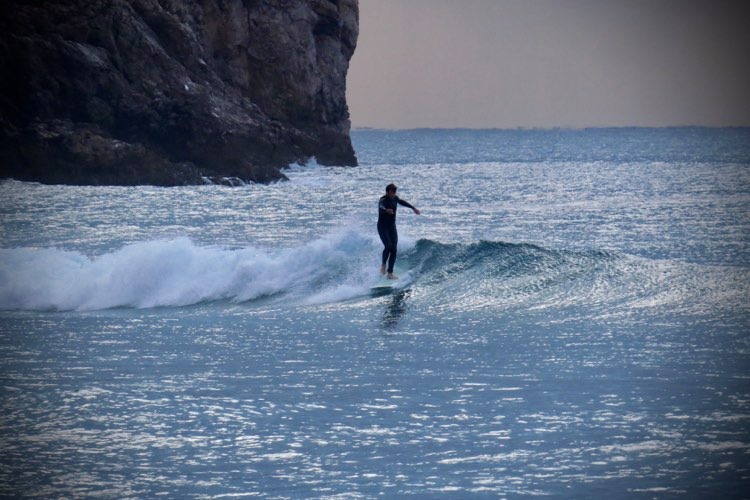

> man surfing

[{"left": 378, "top": 183, "right": 420, "bottom": 279}]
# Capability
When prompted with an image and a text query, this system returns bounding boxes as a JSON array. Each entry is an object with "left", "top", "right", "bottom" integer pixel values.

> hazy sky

[{"left": 346, "top": 0, "right": 750, "bottom": 129}]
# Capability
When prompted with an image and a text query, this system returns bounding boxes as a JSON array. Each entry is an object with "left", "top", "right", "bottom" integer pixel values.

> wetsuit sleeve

[
  {"left": 396, "top": 197, "right": 415, "bottom": 210},
  {"left": 378, "top": 197, "right": 389, "bottom": 213}
]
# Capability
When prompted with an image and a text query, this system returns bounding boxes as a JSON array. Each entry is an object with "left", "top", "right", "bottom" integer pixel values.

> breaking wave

[
  {"left": 1, "top": 231, "right": 745, "bottom": 316},
  {"left": 0, "top": 231, "right": 379, "bottom": 311}
]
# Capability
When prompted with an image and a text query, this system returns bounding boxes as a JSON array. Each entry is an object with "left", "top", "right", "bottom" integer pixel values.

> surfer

[{"left": 378, "top": 183, "right": 420, "bottom": 279}]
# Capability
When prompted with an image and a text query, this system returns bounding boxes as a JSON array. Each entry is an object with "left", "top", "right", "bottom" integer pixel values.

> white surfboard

[{"left": 370, "top": 265, "right": 409, "bottom": 291}]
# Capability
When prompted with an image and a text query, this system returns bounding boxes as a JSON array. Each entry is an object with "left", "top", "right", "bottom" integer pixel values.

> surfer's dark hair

[{"left": 386, "top": 183, "right": 397, "bottom": 193}]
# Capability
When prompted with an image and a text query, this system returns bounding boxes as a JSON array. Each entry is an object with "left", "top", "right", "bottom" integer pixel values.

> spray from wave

[{"left": 0, "top": 230, "right": 382, "bottom": 311}]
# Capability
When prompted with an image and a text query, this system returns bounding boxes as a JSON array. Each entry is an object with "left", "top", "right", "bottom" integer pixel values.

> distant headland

[{"left": 0, "top": 0, "right": 359, "bottom": 186}]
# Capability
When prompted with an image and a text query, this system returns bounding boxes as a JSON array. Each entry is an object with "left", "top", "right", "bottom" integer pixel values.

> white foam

[{"left": 0, "top": 229, "right": 380, "bottom": 311}]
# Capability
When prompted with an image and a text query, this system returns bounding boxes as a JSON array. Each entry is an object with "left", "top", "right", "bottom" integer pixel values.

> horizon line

[{"left": 351, "top": 125, "right": 750, "bottom": 132}]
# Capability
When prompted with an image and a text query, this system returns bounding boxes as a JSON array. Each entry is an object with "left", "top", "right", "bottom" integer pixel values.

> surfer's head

[{"left": 385, "top": 183, "right": 397, "bottom": 196}]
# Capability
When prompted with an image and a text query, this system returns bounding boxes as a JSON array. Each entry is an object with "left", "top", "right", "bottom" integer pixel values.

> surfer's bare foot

[
  {"left": 380, "top": 265, "right": 386, "bottom": 275},
  {"left": 387, "top": 273, "right": 398, "bottom": 280}
]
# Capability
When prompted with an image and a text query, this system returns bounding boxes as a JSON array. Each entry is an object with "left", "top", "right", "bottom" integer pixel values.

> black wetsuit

[{"left": 377, "top": 195, "right": 415, "bottom": 273}]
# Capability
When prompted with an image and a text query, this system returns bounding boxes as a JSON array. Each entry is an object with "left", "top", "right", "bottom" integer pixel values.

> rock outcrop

[{"left": 0, "top": 0, "right": 358, "bottom": 185}]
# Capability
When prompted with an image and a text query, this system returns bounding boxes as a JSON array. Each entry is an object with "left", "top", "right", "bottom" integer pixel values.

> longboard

[{"left": 371, "top": 265, "right": 408, "bottom": 291}]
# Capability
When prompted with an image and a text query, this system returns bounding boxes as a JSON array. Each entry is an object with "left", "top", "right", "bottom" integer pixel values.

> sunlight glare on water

[{"left": 1, "top": 128, "right": 749, "bottom": 497}]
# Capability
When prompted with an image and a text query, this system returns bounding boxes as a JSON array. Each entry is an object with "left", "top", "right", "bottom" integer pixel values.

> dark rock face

[{"left": 0, "top": 0, "right": 358, "bottom": 185}]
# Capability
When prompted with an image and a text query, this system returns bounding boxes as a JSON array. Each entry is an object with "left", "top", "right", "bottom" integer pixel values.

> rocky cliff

[{"left": 0, "top": 0, "right": 358, "bottom": 185}]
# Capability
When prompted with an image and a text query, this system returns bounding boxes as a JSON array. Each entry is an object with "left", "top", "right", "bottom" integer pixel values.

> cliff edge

[{"left": 0, "top": 0, "right": 358, "bottom": 185}]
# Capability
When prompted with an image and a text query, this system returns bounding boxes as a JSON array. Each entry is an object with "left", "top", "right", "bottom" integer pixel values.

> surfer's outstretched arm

[{"left": 397, "top": 198, "right": 421, "bottom": 215}]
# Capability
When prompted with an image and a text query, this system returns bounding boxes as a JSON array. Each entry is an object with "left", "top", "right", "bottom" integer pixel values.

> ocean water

[{"left": 1, "top": 127, "right": 749, "bottom": 497}]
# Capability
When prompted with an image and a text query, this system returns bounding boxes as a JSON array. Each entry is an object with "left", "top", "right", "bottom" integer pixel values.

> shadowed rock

[{"left": 0, "top": 0, "right": 358, "bottom": 185}]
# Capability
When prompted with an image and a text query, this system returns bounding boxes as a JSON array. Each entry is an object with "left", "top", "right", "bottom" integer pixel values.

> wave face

[
  {"left": 2, "top": 232, "right": 744, "bottom": 318},
  {"left": 406, "top": 240, "right": 747, "bottom": 321}
]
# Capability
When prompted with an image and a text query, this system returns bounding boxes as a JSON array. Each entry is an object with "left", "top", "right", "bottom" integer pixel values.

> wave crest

[
  {"left": 2, "top": 234, "right": 741, "bottom": 317},
  {"left": 0, "top": 232, "right": 377, "bottom": 311}
]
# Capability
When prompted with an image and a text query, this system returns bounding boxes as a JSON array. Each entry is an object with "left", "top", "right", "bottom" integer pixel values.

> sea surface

[{"left": 1, "top": 128, "right": 749, "bottom": 497}]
